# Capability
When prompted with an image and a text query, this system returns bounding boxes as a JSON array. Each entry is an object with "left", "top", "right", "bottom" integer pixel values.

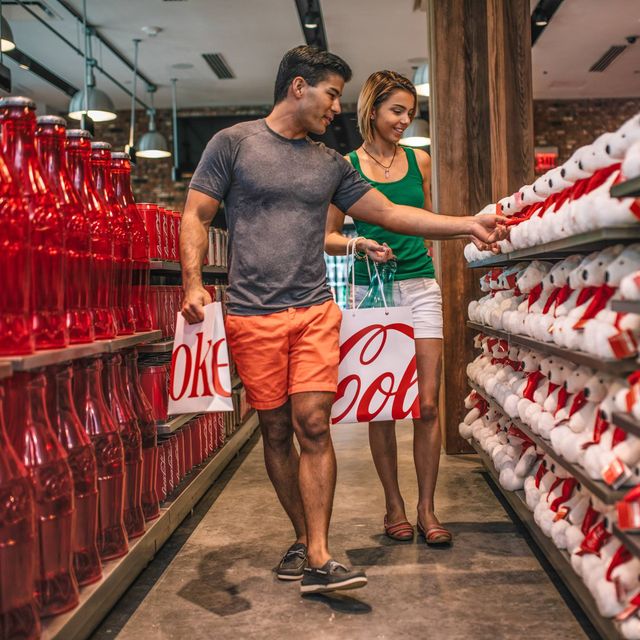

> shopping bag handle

[{"left": 346, "top": 237, "right": 389, "bottom": 314}]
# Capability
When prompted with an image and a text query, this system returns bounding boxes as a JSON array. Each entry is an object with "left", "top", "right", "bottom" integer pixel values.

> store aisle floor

[{"left": 97, "top": 423, "right": 595, "bottom": 640}]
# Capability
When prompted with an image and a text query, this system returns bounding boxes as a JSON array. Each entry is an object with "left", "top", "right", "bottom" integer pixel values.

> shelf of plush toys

[
  {"left": 467, "top": 321, "right": 638, "bottom": 375},
  {"left": 467, "top": 227, "right": 640, "bottom": 269},
  {"left": 467, "top": 437, "right": 626, "bottom": 640},
  {"left": 467, "top": 381, "right": 626, "bottom": 504},
  {"left": 466, "top": 242, "right": 640, "bottom": 372}
]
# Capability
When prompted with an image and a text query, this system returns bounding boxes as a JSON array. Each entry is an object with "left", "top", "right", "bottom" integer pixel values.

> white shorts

[{"left": 351, "top": 277, "right": 444, "bottom": 340}]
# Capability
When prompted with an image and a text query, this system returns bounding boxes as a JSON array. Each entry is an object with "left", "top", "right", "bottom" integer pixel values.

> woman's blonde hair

[{"left": 357, "top": 70, "right": 417, "bottom": 145}]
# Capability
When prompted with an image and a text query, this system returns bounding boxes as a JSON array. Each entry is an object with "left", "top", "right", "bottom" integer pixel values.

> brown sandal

[
  {"left": 417, "top": 518, "right": 452, "bottom": 546},
  {"left": 384, "top": 515, "right": 414, "bottom": 541}
]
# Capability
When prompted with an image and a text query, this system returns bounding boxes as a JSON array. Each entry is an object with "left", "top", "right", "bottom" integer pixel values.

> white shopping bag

[
  {"left": 331, "top": 240, "right": 419, "bottom": 425},
  {"left": 168, "top": 302, "right": 234, "bottom": 414}
]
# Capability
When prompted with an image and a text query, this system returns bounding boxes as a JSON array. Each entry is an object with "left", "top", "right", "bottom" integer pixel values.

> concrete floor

[{"left": 94, "top": 422, "right": 598, "bottom": 640}]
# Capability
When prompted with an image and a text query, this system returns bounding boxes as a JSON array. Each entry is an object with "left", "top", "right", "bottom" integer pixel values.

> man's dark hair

[{"left": 273, "top": 45, "right": 352, "bottom": 104}]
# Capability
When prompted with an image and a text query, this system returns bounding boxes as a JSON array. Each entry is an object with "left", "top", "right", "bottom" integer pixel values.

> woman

[{"left": 325, "top": 70, "right": 451, "bottom": 544}]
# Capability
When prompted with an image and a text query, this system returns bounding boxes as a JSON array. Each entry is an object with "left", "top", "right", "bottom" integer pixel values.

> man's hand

[
  {"left": 356, "top": 238, "right": 394, "bottom": 263},
  {"left": 181, "top": 285, "right": 212, "bottom": 324},
  {"left": 469, "top": 214, "right": 509, "bottom": 245}
]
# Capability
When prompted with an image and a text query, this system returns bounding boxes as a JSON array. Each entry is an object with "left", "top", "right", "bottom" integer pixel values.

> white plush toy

[
  {"left": 530, "top": 357, "right": 576, "bottom": 436},
  {"left": 582, "top": 244, "right": 640, "bottom": 359},
  {"left": 503, "top": 349, "right": 542, "bottom": 418},
  {"left": 553, "top": 244, "right": 626, "bottom": 352},
  {"left": 570, "top": 132, "right": 618, "bottom": 234},
  {"left": 540, "top": 365, "right": 593, "bottom": 442},
  {"left": 526, "top": 256, "right": 582, "bottom": 342},
  {"left": 506, "top": 260, "right": 553, "bottom": 335}
]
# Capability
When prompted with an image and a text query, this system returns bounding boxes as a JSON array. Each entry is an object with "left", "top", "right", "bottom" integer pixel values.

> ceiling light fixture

[
  {"left": 399, "top": 117, "right": 430, "bottom": 148},
  {"left": 136, "top": 86, "right": 171, "bottom": 159},
  {"left": 412, "top": 63, "right": 430, "bottom": 97},
  {"left": 0, "top": 15, "right": 15, "bottom": 52},
  {"left": 68, "top": 0, "right": 116, "bottom": 124},
  {"left": 304, "top": 1, "right": 319, "bottom": 29}
]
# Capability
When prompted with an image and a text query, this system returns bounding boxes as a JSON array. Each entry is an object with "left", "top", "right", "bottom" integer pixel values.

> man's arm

[
  {"left": 347, "top": 188, "right": 506, "bottom": 245},
  {"left": 180, "top": 189, "right": 221, "bottom": 323}
]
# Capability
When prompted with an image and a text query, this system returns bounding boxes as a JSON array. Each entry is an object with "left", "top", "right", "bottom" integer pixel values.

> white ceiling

[
  {"left": 4, "top": 0, "right": 639, "bottom": 115},
  {"left": 531, "top": 0, "right": 640, "bottom": 99},
  {"left": 5, "top": 0, "right": 428, "bottom": 112}
]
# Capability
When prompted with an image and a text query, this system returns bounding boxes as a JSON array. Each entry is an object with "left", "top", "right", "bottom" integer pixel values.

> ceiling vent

[
  {"left": 589, "top": 45, "right": 627, "bottom": 72},
  {"left": 201, "top": 53, "right": 235, "bottom": 79}
]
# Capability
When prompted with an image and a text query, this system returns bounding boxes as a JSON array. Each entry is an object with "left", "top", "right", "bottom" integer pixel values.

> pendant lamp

[
  {"left": 136, "top": 87, "right": 170, "bottom": 159},
  {"left": 68, "top": 0, "right": 116, "bottom": 123}
]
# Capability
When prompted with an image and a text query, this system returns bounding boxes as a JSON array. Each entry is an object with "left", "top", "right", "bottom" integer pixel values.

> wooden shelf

[
  {"left": 150, "top": 261, "right": 226, "bottom": 275},
  {"left": 611, "top": 176, "right": 640, "bottom": 199},
  {"left": 42, "top": 411, "right": 259, "bottom": 640},
  {"left": 467, "top": 321, "right": 638, "bottom": 374},
  {"left": 0, "top": 331, "right": 162, "bottom": 372},
  {"left": 613, "top": 524, "right": 640, "bottom": 561},
  {"left": 467, "top": 226, "right": 640, "bottom": 268},
  {"left": 138, "top": 339, "right": 174, "bottom": 354},
  {"left": 468, "top": 381, "right": 627, "bottom": 505},
  {"left": 612, "top": 412, "right": 640, "bottom": 439},
  {"left": 611, "top": 300, "right": 640, "bottom": 314},
  {"left": 156, "top": 412, "right": 199, "bottom": 435},
  {"left": 468, "top": 437, "right": 624, "bottom": 640}
]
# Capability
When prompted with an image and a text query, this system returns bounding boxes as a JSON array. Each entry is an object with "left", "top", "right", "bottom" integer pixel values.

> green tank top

[{"left": 349, "top": 146, "right": 436, "bottom": 285}]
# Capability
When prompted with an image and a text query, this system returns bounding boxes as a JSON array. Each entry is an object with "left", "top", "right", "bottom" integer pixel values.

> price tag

[
  {"left": 602, "top": 458, "right": 632, "bottom": 488},
  {"left": 609, "top": 330, "right": 638, "bottom": 359},
  {"left": 617, "top": 500, "right": 640, "bottom": 531}
]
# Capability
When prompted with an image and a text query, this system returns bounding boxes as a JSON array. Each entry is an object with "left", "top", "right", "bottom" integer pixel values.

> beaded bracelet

[{"left": 353, "top": 236, "right": 367, "bottom": 261}]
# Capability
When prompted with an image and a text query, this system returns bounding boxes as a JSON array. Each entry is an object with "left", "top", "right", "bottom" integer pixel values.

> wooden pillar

[{"left": 428, "top": 0, "right": 534, "bottom": 453}]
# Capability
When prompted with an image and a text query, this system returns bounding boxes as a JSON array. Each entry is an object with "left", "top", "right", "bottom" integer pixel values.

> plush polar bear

[{"left": 581, "top": 244, "right": 640, "bottom": 359}]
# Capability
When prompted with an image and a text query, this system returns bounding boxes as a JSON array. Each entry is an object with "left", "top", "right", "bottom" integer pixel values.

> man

[{"left": 180, "top": 45, "right": 505, "bottom": 595}]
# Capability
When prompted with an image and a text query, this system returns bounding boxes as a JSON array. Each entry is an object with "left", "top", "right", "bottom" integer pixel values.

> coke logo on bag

[
  {"left": 169, "top": 330, "right": 231, "bottom": 401},
  {"left": 332, "top": 322, "right": 419, "bottom": 424}
]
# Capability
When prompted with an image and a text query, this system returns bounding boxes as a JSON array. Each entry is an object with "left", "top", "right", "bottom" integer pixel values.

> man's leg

[
  {"left": 258, "top": 400, "right": 306, "bottom": 543},
  {"left": 289, "top": 391, "right": 336, "bottom": 568}
]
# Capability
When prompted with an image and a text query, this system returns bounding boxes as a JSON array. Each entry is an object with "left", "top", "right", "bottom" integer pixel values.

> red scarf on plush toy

[{"left": 573, "top": 284, "right": 616, "bottom": 330}]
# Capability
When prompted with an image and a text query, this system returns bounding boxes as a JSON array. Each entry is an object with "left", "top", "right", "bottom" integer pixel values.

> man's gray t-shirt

[{"left": 189, "top": 119, "right": 372, "bottom": 316}]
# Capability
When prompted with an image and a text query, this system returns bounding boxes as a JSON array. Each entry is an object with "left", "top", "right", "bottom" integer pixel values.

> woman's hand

[
  {"left": 469, "top": 214, "right": 509, "bottom": 245},
  {"left": 356, "top": 238, "right": 395, "bottom": 263}
]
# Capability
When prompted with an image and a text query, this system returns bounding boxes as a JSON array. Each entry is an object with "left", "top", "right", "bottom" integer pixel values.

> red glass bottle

[
  {"left": 112, "top": 153, "right": 153, "bottom": 332},
  {"left": 73, "top": 357, "right": 128, "bottom": 560},
  {"left": 4, "top": 372, "right": 78, "bottom": 617},
  {"left": 91, "top": 143, "right": 135, "bottom": 336},
  {"left": 0, "top": 145, "right": 32, "bottom": 356},
  {"left": 123, "top": 349, "right": 159, "bottom": 520},
  {"left": 35, "top": 116, "right": 94, "bottom": 345},
  {"left": 0, "top": 385, "right": 39, "bottom": 640},
  {"left": 45, "top": 364, "right": 101, "bottom": 586},
  {"left": 0, "top": 97, "right": 67, "bottom": 350},
  {"left": 66, "top": 130, "right": 117, "bottom": 339},
  {"left": 102, "top": 353, "right": 144, "bottom": 538}
]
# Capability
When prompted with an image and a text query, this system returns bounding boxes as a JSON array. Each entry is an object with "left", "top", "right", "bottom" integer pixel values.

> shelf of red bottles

[
  {"left": 0, "top": 330, "right": 162, "bottom": 372},
  {"left": 149, "top": 260, "right": 226, "bottom": 275},
  {"left": 41, "top": 410, "right": 259, "bottom": 640}
]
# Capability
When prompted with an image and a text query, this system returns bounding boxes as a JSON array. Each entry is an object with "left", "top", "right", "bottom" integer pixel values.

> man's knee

[
  {"left": 295, "top": 408, "right": 331, "bottom": 451},
  {"left": 418, "top": 400, "right": 439, "bottom": 423},
  {"left": 259, "top": 408, "right": 294, "bottom": 452}
]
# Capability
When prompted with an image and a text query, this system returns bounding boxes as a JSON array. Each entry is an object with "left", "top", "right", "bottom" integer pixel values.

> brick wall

[
  {"left": 534, "top": 97, "right": 640, "bottom": 164},
  {"left": 93, "top": 98, "right": 640, "bottom": 209}
]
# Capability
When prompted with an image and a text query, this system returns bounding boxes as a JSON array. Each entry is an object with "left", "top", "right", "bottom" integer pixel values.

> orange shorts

[{"left": 225, "top": 300, "right": 342, "bottom": 411}]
